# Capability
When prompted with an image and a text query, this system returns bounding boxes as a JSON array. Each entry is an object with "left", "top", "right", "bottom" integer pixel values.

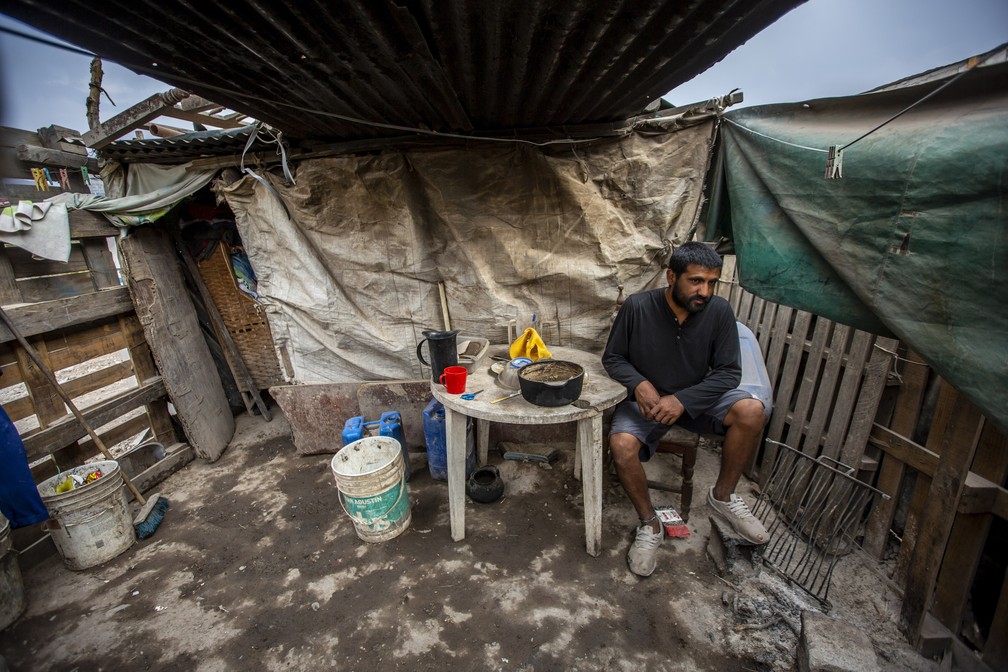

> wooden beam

[
  {"left": 118, "top": 227, "right": 233, "bottom": 461},
  {"left": 69, "top": 210, "right": 118, "bottom": 239},
  {"left": 863, "top": 350, "right": 930, "bottom": 558},
  {"left": 187, "top": 151, "right": 270, "bottom": 170},
  {"left": 83, "top": 89, "right": 190, "bottom": 149},
  {"left": 868, "top": 424, "right": 939, "bottom": 475},
  {"left": 126, "top": 442, "right": 193, "bottom": 496},
  {"left": 0, "top": 127, "right": 40, "bottom": 149},
  {"left": 37, "top": 125, "right": 87, "bottom": 155},
  {"left": 0, "top": 286, "right": 132, "bottom": 342},
  {"left": 21, "top": 377, "right": 166, "bottom": 460},
  {"left": 1, "top": 183, "right": 69, "bottom": 202},
  {"left": 868, "top": 423, "right": 1005, "bottom": 516},
  {"left": 932, "top": 421, "right": 1008, "bottom": 632},
  {"left": 80, "top": 238, "right": 120, "bottom": 289},
  {"left": 60, "top": 359, "right": 134, "bottom": 400},
  {"left": 159, "top": 108, "right": 243, "bottom": 129},
  {"left": 15, "top": 144, "right": 99, "bottom": 171},
  {"left": 894, "top": 380, "right": 960, "bottom": 586},
  {"left": 178, "top": 96, "right": 218, "bottom": 113},
  {"left": 901, "top": 392, "right": 985, "bottom": 643}
]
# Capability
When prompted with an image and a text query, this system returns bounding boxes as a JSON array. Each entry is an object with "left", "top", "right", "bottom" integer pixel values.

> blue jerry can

[
  {"left": 422, "top": 398, "right": 475, "bottom": 481},
  {"left": 379, "top": 411, "right": 410, "bottom": 479},
  {"left": 342, "top": 416, "right": 366, "bottom": 446},
  {"left": 342, "top": 412, "right": 411, "bottom": 481}
]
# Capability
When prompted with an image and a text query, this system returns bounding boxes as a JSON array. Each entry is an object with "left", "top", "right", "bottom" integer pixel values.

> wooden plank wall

[
  {"left": 717, "top": 257, "right": 1007, "bottom": 667},
  {"left": 715, "top": 256, "right": 897, "bottom": 482},
  {"left": 0, "top": 202, "right": 182, "bottom": 563},
  {"left": 863, "top": 373, "right": 1007, "bottom": 667}
]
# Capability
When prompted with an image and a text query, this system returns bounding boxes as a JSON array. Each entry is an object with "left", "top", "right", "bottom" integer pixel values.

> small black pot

[
  {"left": 466, "top": 465, "right": 504, "bottom": 504},
  {"left": 517, "top": 360, "right": 584, "bottom": 407}
]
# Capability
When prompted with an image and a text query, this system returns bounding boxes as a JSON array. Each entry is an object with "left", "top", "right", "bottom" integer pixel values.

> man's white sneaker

[
  {"left": 627, "top": 521, "right": 663, "bottom": 577},
  {"left": 707, "top": 487, "right": 769, "bottom": 544}
]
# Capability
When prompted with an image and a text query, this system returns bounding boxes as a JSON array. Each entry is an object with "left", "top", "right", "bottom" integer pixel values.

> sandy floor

[{"left": 0, "top": 408, "right": 938, "bottom": 671}]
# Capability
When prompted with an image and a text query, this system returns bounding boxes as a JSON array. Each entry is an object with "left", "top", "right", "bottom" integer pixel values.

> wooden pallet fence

[
  {"left": 715, "top": 256, "right": 896, "bottom": 484},
  {"left": 0, "top": 216, "right": 179, "bottom": 468},
  {"left": 861, "top": 372, "right": 1008, "bottom": 667},
  {"left": 718, "top": 257, "right": 1008, "bottom": 664},
  {"left": 0, "top": 196, "right": 191, "bottom": 564}
]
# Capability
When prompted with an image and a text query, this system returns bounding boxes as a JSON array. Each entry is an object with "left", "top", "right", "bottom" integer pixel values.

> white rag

[{"left": 0, "top": 200, "right": 71, "bottom": 262}]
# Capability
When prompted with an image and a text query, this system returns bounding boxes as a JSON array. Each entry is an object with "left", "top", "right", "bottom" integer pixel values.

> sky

[{"left": 0, "top": 0, "right": 1006, "bottom": 134}]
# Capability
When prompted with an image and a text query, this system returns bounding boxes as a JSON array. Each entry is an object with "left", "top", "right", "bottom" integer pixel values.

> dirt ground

[{"left": 1, "top": 408, "right": 940, "bottom": 671}]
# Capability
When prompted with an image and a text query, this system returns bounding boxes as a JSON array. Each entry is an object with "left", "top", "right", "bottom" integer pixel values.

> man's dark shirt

[{"left": 602, "top": 288, "right": 741, "bottom": 419}]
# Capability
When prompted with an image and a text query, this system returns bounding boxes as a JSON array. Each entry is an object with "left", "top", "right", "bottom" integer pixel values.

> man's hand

[
  {"left": 634, "top": 380, "right": 661, "bottom": 418},
  {"left": 635, "top": 380, "right": 685, "bottom": 425},
  {"left": 648, "top": 395, "right": 685, "bottom": 425}
]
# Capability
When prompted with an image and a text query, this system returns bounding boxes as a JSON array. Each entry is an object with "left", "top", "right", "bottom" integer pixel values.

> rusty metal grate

[{"left": 751, "top": 439, "right": 890, "bottom": 608}]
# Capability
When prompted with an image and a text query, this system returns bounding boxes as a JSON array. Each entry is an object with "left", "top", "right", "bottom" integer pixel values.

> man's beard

[{"left": 671, "top": 281, "right": 709, "bottom": 314}]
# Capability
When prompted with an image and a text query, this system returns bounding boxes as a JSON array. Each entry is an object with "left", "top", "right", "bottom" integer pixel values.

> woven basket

[{"left": 197, "top": 243, "right": 283, "bottom": 389}]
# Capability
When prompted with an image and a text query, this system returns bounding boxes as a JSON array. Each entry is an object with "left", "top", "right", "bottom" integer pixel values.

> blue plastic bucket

[{"left": 330, "top": 437, "right": 410, "bottom": 542}]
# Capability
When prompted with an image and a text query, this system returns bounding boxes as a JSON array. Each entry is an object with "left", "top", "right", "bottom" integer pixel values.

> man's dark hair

[{"left": 668, "top": 242, "right": 723, "bottom": 274}]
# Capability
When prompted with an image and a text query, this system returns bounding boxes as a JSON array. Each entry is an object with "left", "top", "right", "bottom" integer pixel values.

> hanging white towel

[{"left": 0, "top": 200, "right": 71, "bottom": 262}]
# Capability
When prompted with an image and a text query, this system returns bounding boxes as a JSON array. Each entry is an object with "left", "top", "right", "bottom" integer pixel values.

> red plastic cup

[{"left": 439, "top": 365, "right": 467, "bottom": 394}]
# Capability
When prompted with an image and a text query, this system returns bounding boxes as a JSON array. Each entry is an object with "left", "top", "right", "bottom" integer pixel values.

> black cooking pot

[
  {"left": 466, "top": 465, "right": 504, "bottom": 504},
  {"left": 517, "top": 360, "right": 584, "bottom": 407}
]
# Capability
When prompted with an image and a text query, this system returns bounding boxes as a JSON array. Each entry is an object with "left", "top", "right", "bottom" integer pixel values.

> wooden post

[
  {"left": 173, "top": 233, "right": 271, "bottom": 421},
  {"left": 862, "top": 349, "right": 929, "bottom": 559},
  {"left": 900, "top": 385, "right": 984, "bottom": 643},
  {"left": 894, "top": 379, "right": 957, "bottom": 586},
  {"left": 931, "top": 420, "right": 1008, "bottom": 633},
  {"left": 119, "top": 227, "right": 234, "bottom": 461}
]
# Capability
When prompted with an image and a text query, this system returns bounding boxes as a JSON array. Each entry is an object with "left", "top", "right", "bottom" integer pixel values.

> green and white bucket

[{"left": 331, "top": 436, "right": 411, "bottom": 542}]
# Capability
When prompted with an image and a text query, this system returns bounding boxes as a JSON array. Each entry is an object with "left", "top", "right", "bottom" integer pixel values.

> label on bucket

[{"left": 343, "top": 481, "right": 409, "bottom": 533}]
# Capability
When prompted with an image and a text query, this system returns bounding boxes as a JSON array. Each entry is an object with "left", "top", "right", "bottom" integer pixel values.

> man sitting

[{"left": 602, "top": 242, "right": 769, "bottom": 577}]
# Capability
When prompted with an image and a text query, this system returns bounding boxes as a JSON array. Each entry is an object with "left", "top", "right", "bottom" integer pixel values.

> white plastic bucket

[
  {"left": 0, "top": 511, "right": 26, "bottom": 630},
  {"left": 37, "top": 460, "right": 136, "bottom": 570},
  {"left": 330, "top": 436, "right": 411, "bottom": 542}
]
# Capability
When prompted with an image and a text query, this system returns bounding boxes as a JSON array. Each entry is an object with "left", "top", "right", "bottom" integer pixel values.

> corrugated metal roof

[
  {"left": 4, "top": 0, "right": 803, "bottom": 143},
  {"left": 100, "top": 126, "right": 259, "bottom": 163}
]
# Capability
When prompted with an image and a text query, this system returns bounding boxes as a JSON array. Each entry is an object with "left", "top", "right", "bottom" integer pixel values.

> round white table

[{"left": 430, "top": 345, "right": 626, "bottom": 556}]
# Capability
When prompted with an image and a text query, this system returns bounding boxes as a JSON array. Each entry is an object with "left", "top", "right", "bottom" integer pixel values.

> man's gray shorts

[{"left": 609, "top": 389, "right": 769, "bottom": 462}]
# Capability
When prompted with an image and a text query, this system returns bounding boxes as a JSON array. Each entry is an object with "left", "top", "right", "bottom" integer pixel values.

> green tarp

[{"left": 718, "top": 60, "right": 1008, "bottom": 433}]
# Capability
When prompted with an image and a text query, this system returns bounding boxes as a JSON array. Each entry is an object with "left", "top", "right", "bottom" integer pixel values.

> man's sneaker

[
  {"left": 627, "top": 521, "right": 663, "bottom": 577},
  {"left": 707, "top": 487, "right": 769, "bottom": 545}
]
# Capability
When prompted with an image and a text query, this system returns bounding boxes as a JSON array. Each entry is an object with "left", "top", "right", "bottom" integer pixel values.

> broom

[{"left": 0, "top": 307, "right": 168, "bottom": 539}]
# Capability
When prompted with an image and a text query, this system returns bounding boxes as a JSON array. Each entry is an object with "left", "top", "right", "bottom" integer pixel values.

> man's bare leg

[
  {"left": 712, "top": 398, "right": 766, "bottom": 501},
  {"left": 610, "top": 432, "right": 660, "bottom": 533}
]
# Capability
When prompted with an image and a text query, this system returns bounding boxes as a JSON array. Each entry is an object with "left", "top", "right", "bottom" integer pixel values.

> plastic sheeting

[
  {"left": 217, "top": 125, "right": 716, "bottom": 383},
  {"left": 719, "top": 61, "right": 1008, "bottom": 432},
  {"left": 55, "top": 162, "right": 217, "bottom": 226}
]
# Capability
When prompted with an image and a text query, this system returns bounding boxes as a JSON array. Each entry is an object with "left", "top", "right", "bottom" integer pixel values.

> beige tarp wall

[{"left": 218, "top": 125, "right": 714, "bottom": 383}]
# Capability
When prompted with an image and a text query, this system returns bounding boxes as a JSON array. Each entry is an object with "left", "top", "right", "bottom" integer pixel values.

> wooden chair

[
  {"left": 586, "top": 422, "right": 708, "bottom": 523},
  {"left": 649, "top": 425, "right": 716, "bottom": 523}
]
